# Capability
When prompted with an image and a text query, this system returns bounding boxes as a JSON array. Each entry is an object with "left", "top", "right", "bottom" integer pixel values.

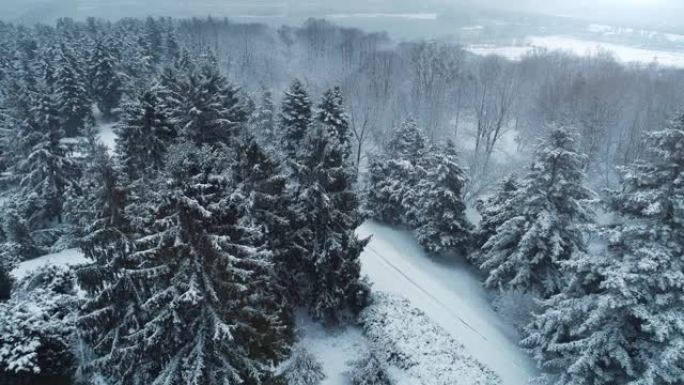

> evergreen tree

[
  {"left": 55, "top": 45, "right": 92, "bottom": 137},
  {"left": 292, "top": 101, "right": 369, "bottom": 323},
  {"left": 474, "top": 174, "right": 521, "bottom": 250},
  {"left": 414, "top": 142, "right": 472, "bottom": 254},
  {"left": 251, "top": 89, "right": 276, "bottom": 144},
  {"left": 279, "top": 79, "right": 312, "bottom": 159},
  {"left": 0, "top": 208, "right": 41, "bottom": 262},
  {"left": 88, "top": 39, "right": 122, "bottom": 119},
  {"left": 164, "top": 64, "right": 246, "bottom": 147},
  {"left": 523, "top": 121, "right": 684, "bottom": 385},
  {"left": 316, "top": 86, "right": 351, "bottom": 159},
  {"left": 0, "top": 265, "right": 79, "bottom": 385},
  {"left": 115, "top": 88, "right": 175, "bottom": 182},
  {"left": 80, "top": 143, "right": 290, "bottom": 385},
  {"left": 232, "top": 135, "right": 297, "bottom": 301},
  {"left": 16, "top": 91, "right": 79, "bottom": 228},
  {"left": 477, "top": 127, "right": 594, "bottom": 295},
  {"left": 365, "top": 118, "right": 428, "bottom": 225},
  {"left": 385, "top": 117, "right": 426, "bottom": 165}
]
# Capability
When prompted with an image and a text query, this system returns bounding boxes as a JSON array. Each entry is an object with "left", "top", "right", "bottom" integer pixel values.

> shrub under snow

[
  {"left": 359, "top": 292, "right": 501, "bottom": 385},
  {"left": 0, "top": 265, "right": 79, "bottom": 385}
]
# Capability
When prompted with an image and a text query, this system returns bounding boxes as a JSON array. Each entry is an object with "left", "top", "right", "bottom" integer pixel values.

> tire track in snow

[
  {"left": 366, "top": 244, "right": 530, "bottom": 371},
  {"left": 366, "top": 245, "right": 490, "bottom": 342}
]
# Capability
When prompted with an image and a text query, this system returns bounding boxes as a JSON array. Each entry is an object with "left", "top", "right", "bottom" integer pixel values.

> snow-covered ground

[
  {"left": 358, "top": 220, "right": 537, "bottom": 385},
  {"left": 361, "top": 292, "right": 501, "bottom": 385},
  {"left": 467, "top": 35, "right": 684, "bottom": 68},
  {"left": 96, "top": 121, "right": 117, "bottom": 153},
  {"left": 296, "top": 315, "right": 370, "bottom": 385},
  {"left": 11, "top": 249, "right": 89, "bottom": 280}
]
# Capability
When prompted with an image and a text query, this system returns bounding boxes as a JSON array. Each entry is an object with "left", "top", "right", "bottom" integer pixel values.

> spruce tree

[
  {"left": 80, "top": 143, "right": 290, "bottom": 385},
  {"left": 16, "top": 91, "right": 79, "bottom": 228},
  {"left": 279, "top": 79, "right": 312, "bottom": 159},
  {"left": 251, "top": 89, "right": 276, "bottom": 144},
  {"left": 365, "top": 118, "right": 428, "bottom": 225},
  {"left": 88, "top": 39, "right": 122, "bottom": 120},
  {"left": 231, "top": 135, "right": 298, "bottom": 303},
  {"left": 477, "top": 127, "right": 594, "bottom": 295},
  {"left": 317, "top": 86, "right": 351, "bottom": 159},
  {"left": 165, "top": 64, "right": 246, "bottom": 147},
  {"left": 55, "top": 45, "right": 92, "bottom": 137},
  {"left": 115, "top": 88, "right": 175, "bottom": 182},
  {"left": 523, "top": 120, "right": 684, "bottom": 385},
  {"left": 474, "top": 174, "right": 521, "bottom": 249},
  {"left": 414, "top": 142, "right": 472, "bottom": 254},
  {"left": 291, "top": 89, "right": 369, "bottom": 323}
]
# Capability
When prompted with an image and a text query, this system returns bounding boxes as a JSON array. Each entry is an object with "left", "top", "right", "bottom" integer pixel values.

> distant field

[{"left": 467, "top": 35, "right": 684, "bottom": 68}]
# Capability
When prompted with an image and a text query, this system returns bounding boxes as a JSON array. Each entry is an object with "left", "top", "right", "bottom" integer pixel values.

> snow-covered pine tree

[
  {"left": 81, "top": 143, "right": 290, "bottom": 385},
  {"left": 55, "top": 45, "right": 92, "bottom": 137},
  {"left": 414, "top": 142, "right": 472, "bottom": 254},
  {"left": 251, "top": 89, "right": 276, "bottom": 144},
  {"left": 365, "top": 118, "right": 428, "bottom": 225},
  {"left": 88, "top": 39, "right": 122, "bottom": 120},
  {"left": 0, "top": 265, "right": 80, "bottom": 385},
  {"left": 0, "top": 207, "right": 42, "bottom": 262},
  {"left": 474, "top": 174, "right": 521, "bottom": 250},
  {"left": 279, "top": 79, "right": 312, "bottom": 159},
  {"left": 478, "top": 127, "right": 594, "bottom": 295},
  {"left": 165, "top": 63, "right": 247, "bottom": 147},
  {"left": 15, "top": 91, "right": 80, "bottom": 229},
  {"left": 231, "top": 134, "right": 298, "bottom": 304},
  {"left": 385, "top": 117, "right": 426, "bottom": 165},
  {"left": 317, "top": 86, "right": 351, "bottom": 159},
  {"left": 523, "top": 120, "right": 684, "bottom": 385},
  {"left": 115, "top": 88, "right": 175, "bottom": 182},
  {"left": 291, "top": 90, "right": 369, "bottom": 324}
]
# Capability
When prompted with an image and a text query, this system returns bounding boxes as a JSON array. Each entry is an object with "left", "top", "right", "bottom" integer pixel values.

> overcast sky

[{"left": 1, "top": 0, "right": 682, "bottom": 31}]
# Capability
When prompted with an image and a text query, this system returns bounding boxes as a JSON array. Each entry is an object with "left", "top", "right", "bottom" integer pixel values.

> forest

[{"left": 0, "top": 15, "right": 682, "bottom": 385}]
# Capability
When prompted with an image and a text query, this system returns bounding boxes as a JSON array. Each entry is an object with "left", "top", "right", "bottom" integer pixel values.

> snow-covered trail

[{"left": 358, "top": 220, "right": 538, "bottom": 385}]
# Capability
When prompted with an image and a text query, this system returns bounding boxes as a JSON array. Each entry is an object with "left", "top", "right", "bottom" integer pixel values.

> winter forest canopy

[{"left": 0, "top": 8, "right": 682, "bottom": 385}]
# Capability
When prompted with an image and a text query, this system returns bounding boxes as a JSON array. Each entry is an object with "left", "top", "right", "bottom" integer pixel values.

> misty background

[{"left": 2, "top": 0, "right": 684, "bottom": 35}]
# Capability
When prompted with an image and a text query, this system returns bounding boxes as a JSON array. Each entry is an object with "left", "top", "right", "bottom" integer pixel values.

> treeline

[
  {"left": 0, "top": 17, "right": 367, "bottom": 385},
  {"left": 174, "top": 18, "right": 684, "bottom": 193}
]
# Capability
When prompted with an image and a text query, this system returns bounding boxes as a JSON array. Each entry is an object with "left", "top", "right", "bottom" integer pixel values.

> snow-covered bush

[
  {"left": 348, "top": 350, "right": 393, "bottom": 385},
  {"left": 0, "top": 265, "right": 79, "bottom": 385},
  {"left": 359, "top": 293, "right": 501, "bottom": 385},
  {"left": 279, "top": 347, "right": 326, "bottom": 385}
]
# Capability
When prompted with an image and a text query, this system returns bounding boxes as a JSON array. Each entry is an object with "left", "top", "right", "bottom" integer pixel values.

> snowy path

[{"left": 358, "top": 220, "right": 538, "bottom": 385}]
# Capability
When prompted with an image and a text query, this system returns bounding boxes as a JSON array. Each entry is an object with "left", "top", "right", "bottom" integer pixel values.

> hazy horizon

[{"left": 1, "top": 0, "right": 683, "bottom": 34}]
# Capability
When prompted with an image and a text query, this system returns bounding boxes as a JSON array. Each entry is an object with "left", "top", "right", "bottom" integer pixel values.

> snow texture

[
  {"left": 11, "top": 249, "right": 89, "bottom": 280},
  {"left": 296, "top": 314, "right": 370, "bottom": 385},
  {"left": 361, "top": 292, "right": 501, "bottom": 385},
  {"left": 358, "top": 220, "right": 537, "bottom": 385}
]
